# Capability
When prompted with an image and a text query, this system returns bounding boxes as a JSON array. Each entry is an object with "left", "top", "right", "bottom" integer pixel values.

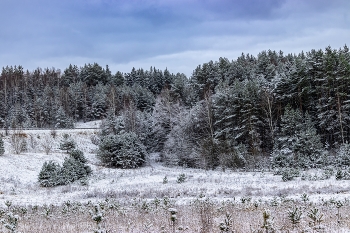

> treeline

[{"left": 1, "top": 45, "right": 350, "bottom": 168}]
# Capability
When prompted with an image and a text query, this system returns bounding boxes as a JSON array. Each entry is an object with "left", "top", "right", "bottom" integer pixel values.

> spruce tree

[{"left": 272, "top": 107, "right": 324, "bottom": 169}]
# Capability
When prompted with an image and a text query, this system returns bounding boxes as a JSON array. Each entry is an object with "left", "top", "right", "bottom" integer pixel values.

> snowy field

[{"left": 1, "top": 122, "right": 350, "bottom": 232}]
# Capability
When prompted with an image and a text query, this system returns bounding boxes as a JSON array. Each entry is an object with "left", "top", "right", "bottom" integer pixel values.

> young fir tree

[{"left": 38, "top": 149, "right": 91, "bottom": 187}]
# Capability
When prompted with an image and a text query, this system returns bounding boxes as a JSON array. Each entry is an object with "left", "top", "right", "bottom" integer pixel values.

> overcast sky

[{"left": 0, "top": 0, "right": 349, "bottom": 77}]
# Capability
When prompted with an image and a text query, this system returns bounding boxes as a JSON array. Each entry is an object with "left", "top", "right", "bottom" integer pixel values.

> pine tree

[
  {"left": 55, "top": 106, "right": 73, "bottom": 129},
  {"left": 97, "top": 132, "right": 147, "bottom": 168},
  {"left": 59, "top": 134, "right": 76, "bottom": 153},
  {"left": 272, "top": 107, "right": 324, "bottom": 168}
]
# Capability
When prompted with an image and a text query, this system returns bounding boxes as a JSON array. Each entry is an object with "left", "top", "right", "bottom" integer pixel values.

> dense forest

[{"left": 1, "top": 45, "right": 350, "bottom": 169}]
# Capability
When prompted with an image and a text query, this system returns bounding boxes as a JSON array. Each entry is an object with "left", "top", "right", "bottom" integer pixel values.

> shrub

[
  {"left": 281, "top": 168, "right": 300, "bottom": 182},
  {"left": 38, "top": 150, "right": 91, "bottom": 187},
  {"left": 38, "top": 161, "right": 61, "bottom": 187},
  {"left": 59, "top": 134, "right": 76, "bottom": 153},
  {"left": 97, "top": 132, "right": 147, "bottom": 168},
  {"left": 60, "top": 157, "right": 91, "bottom": 185},
  {"left": 10, "top": 132, "right": 27, "bottom": 154},
  {"left": 69, "top": 149, "right": 87, "bottom": 163},
  {"left": 41, "top": 135, "right": 53, "bottom": 155},
  {"left": 176, "top": 173, "right": 186, "bottom": 183},
  {"left": 336, "top": 143, "right": 350, "bottom": 167}
]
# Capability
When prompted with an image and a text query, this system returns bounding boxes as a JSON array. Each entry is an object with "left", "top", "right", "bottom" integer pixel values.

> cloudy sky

[{"left": 0, "top": 0, "right": 349, "bottom": 76}]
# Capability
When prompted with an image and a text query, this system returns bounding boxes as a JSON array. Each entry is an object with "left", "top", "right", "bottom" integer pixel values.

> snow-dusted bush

[
  {"left": 41, "top": 135, "right": 53, "bottom": 155},
  {"left": 54, "top": 106, "right": 74, "bottom": 129},
  {"left": 1, "top": 211, "right": 19, "bottom": 233},
  {"left": 10, "top": 131, "right": 27, "bottom": 154},
  {"left": 281, "top": 168, "right": 300, "bottom": 182},
  {"left": 97, "top": 132, "right": 147, "bottom": 168},
  {"left": 336, "top": 143, "right": 350, "bottom": 167},
  {"left": 0, "top": 136, "right": 4, "bottom": 156},
  {"left": 59, "top": 134, "right": 76, "bottom": 153},
  {"left": 60, "top": 156, "right": 91, "bottom": 185},
  {"left": 38, "top": 149, "right": 91, "bottom": 187},
  {"left": 38, "top": 161, "right": 61, "bottom": 187},
  {"left": 69, "top": 149, "right": 87, "bottom": 164}
]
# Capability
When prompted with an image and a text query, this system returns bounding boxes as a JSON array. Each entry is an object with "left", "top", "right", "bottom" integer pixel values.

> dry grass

[{"left": 2, "top": 196, "right": 350, "bottom": 233}]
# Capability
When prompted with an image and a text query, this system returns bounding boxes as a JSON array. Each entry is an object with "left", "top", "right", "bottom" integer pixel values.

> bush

[
  {"left": 69, "top": 149, "right": 87, "bottom": 163},
  {"left": 60, "top": 157, "right": 92, "bottom": 185},
  {"left": 38, "top": 161, "right": 61, "bottom": 187},
  {"left": 97, "top": 132, "right": 147, "bottom": 168},
  {"left": 336, "top": 143, "right": 350, "bottom": 167},
  {"left": 38, "top": 149, "right": 91, "bottom": 187},
  {"left": 10, "top": 132, "right": 27, "bottom": 154},
  {"left": 281, "top": 168, "right": 300, "bottom": 182},
  {"left": 176, "top": 173, "right": 187, "bottom": 183},
  {"left": 59, "top": 134, "right": 76, "bottom": 153}
]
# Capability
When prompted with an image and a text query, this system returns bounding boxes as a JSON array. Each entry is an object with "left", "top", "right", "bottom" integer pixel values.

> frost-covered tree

[
  {"left": 38, "top": 161, "right": 61, "bottom": 187},
  {"left": 272, "top": 107, "right": 324, "bottom": 168},
  {"left": 59, "top": 134, "right": 76, "bottom": 153},
  {"left": 38, "top": 149, "right": 91, "bottom": 187},
  {"left": 162, "top": 108, "right": 200, "bottom": 167},
  {"left": 97, "top": 132, "right": 147, "bottom": 168},
  {"left": 55, "top": 106, "right": 73, "bottom": 129},
  {"left": 150, "top": 87, "right": 182, "bottom": 152}
]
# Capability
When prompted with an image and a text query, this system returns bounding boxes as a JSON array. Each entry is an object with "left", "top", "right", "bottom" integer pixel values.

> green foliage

[
  {"left": 261, "top": 209, "right": 275, "bottom": 232},
  {"left": 335, "top": 169, "right": 350, "bottom": 180},
  {"left": 38, "top": 161, "right": 61, "bottom": 187},
  {"left": 287, "top": 206, "right": 302, "bottom": 227},
  {"left": 307, "top": 208, "right": 323, "bottom": 228},
  {"left": 272, "top": 107, "right": 325, "bottom": 169},
  {"left": 55, "top": 106, "right": 74, "bottom": 129},
  {"left": 89, "top": 204, "right": 106, "bottom": 233},
  {"left": 97, "top": 132, "right": 147, "bottom": 168},
  {"left": 219, "top": 212, "right": 232, "bottom": 232},
  {"left": 176, "top": 173, "right": 186, "bottom": 183},
  {"left": 336, "top": 143, "right": 350, "bottom": 166},
  {"left": 59, "top": 134, "right": 76, "bottom": 153},
  {"left": 1, "top": 212, "right": 19, "bottom": 233},
  {"left": 38, "top": 150, "right": 91, "bottom": 187},
  {"left": 281, "top": 168, "right": 300, "bottom": 182},
  {"left": 69, "top": 149, "right": 87, "bottom": 164}
]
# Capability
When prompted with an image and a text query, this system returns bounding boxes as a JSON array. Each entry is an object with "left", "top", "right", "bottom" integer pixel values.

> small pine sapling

[
  {"left": 168, "top": 208, "right": 178, "bottom": 233},
  {"left": 1, "top": 212, "right": 19, "bottom": 233},
  {"left": 261, "top": 209, "right": 275, "bottom": 233},
  {"left": 307, "top": 208, "right": 324, "bottom": 229},
  {"left": 219, "top": 212, "right": 232, "bottom": 232},
  {"left": 176, "top": 173, "right": 186, "bottom": 183},
  {"left": 90, "top": 204, "right": 106, "bottom": 233},
  {"left": 287, "top": 206, "right": 302, "bottom": 228}
]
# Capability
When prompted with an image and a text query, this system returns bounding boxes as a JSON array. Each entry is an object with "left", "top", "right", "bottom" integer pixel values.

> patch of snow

[{"left": 0, "top": 126, "right": 350, "bottom": 209}]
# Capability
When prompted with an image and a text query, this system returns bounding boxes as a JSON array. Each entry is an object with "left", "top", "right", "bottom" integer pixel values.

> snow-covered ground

[{"left": 1, "top": 123, "right": 350, "bottom": 209}]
